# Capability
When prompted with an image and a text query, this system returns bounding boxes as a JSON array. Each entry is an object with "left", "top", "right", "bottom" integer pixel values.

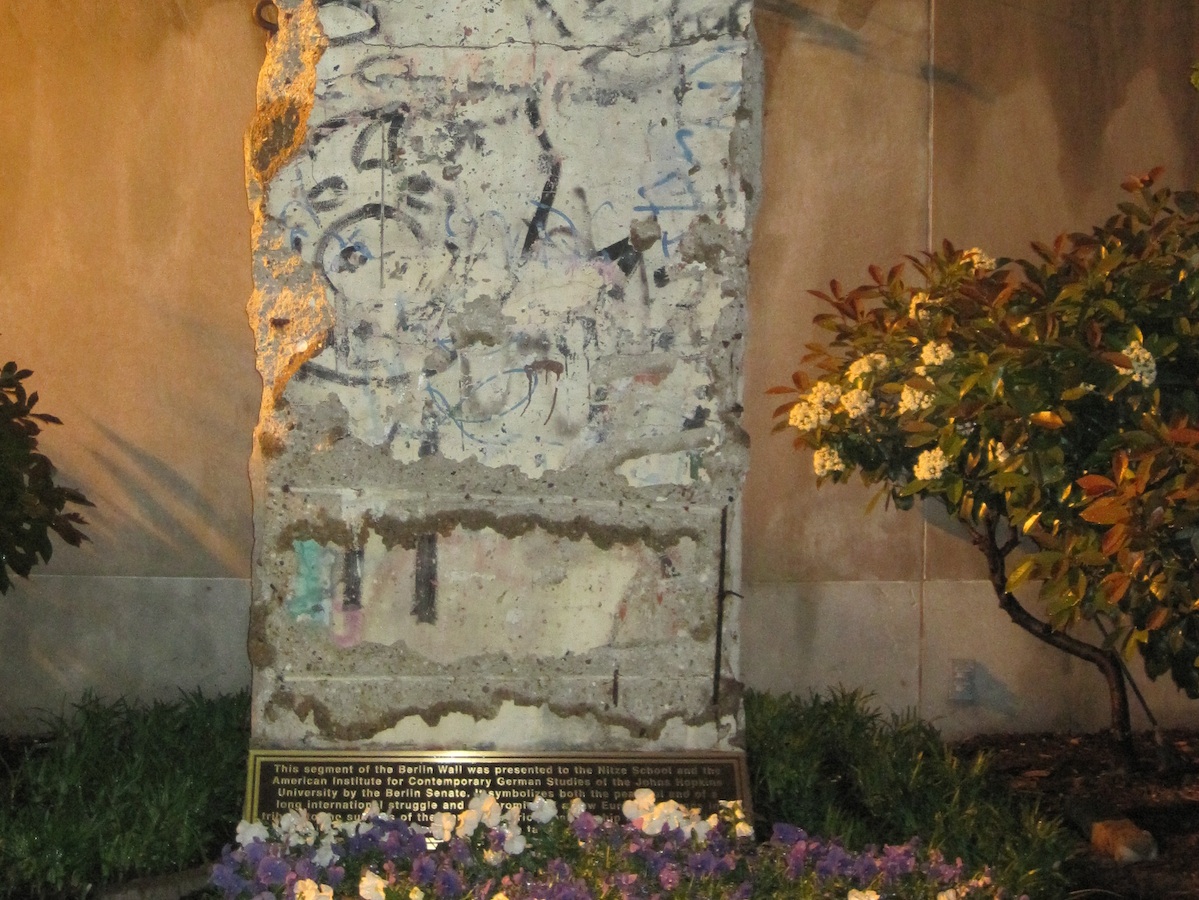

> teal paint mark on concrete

[{"left": 290, "top": 539, "right": 331, "bottom": 624}]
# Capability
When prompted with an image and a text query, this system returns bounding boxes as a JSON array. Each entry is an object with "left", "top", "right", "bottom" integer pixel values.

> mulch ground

[{"left": 953, "top": 729, "right": 1199, "bottom": 900}]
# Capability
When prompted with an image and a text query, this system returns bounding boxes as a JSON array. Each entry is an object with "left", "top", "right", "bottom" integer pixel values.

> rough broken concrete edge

[{"left": 258, "top": 681, "right": 745, "bottom": 747}]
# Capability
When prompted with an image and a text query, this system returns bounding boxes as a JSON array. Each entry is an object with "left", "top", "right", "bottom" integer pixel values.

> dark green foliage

[
  {"left": 0, "top": 690, "right": 250, "bottom": 899},
  {"left": 0, "top": 360, "right": 90, "bottom": 592},
  {"left": 745, "top": 688, "right": 1072, "bottom": 899}
]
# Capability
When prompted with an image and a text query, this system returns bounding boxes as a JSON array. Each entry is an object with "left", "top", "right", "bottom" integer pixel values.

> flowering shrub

[
  {"left": 0, "top": 359, "right": 90, "bottom": 593},
  {"left": 211, "top": 792, "right": 1029, "bottom": 900},
  {"left": 772, "top": 173, "right": 1199, "bottom": 747}
]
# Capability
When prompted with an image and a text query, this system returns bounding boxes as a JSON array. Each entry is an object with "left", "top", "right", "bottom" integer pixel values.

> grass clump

[
  {"left": 745, "top": 688, "right": 1072, "bottom": 899},
  {"left": 0, "top": 689, "right": 249, "bottom": 899}
]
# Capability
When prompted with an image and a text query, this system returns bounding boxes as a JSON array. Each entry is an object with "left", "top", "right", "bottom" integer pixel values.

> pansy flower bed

[{"left": 211, "top": 790, "right": 1027, "bottom": 900}]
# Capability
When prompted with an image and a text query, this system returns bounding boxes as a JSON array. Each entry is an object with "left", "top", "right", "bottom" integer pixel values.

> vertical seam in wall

[{"left": 918, "top": 0, "right": 936, "bottom": 721}]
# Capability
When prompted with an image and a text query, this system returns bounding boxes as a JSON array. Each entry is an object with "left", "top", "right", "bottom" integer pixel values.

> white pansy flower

[
  {"left": 469, "top": 793, "right": 503, "bottom": 828},
  {"left": 920, "top": 340, "right": 954, "bottom": 367},
  {"left": 503, "top": 804, "right": 521, "bottom": 830},
  {"left": 622, "top": 788, "right": 656, "bottom": 821},
  {"left": 841, "top": 388, "right": 875, "bottom": 419},
  {"left": 428, "top": 812, "right": 456, "bottom": 843},
  {"left": 491, "top": 894, "right": 510, "bottom": 900},
  {"left": 527, "top": 795, "right": 557, "bottom": 824},
  {"left": 313, "top": 842, "right": 335, "bottom": 868},
  {"left": 502, "top": 827, "right": 526, "bottom": 854},
  {"left": 456, "top": 808, "right": 482, "bottom": 839},
  {"left": 235, "top": 820, "right": 269, "bottom": 846},
  {"left": 909, "top": 291, "right": 931, "bottom": 322},
  {"left": 567, "top": 798, "right": 587, "bottom": 822},
  {"left": 936, "top": 890, "right": 959, "bottom": 900},
  {"left": 410, "top": 889, "right": 425, "bottom": 900},
  {"left": 848, "top": 890, "right": 881, "bottom": 900},
  {"left": 735, "top": 820, "right": 755, "bottom": 838},
  {"left": 359, "top": 871, "right": 388, "bottom": 900},
  {"left": 1116, "top": 339, "right": 1156, "bottom": 385},
  {"left": 898, "top": 385, "right": 934, "bottom": 415},
  {"left": 295, "top": 880, "right": 334, "bottom": 900},
  {"left": 914, "top": 447, "right": 950, "bottom": 481},
  {"left": 813, "top": 446, "right": 846, "bottom": 478},
  {"left": 279, "top": 810, "right": 318, "bottom": 848}
]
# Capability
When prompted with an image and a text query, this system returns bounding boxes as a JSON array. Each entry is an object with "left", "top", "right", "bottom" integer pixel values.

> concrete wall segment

[{"left": 247, "top": 0, "right": 757, "bottom": 748}]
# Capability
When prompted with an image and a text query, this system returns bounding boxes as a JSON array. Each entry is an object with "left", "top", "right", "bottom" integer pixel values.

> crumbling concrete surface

[{"left": 246, "top": 0, "right": 760, "bottom": 750}]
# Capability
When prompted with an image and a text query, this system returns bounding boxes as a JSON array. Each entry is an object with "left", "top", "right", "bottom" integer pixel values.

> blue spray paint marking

[{"left": 289, "top": 539, "right": 331, "bottom": 624}]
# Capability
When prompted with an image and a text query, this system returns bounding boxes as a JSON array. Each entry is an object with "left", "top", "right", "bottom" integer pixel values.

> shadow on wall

[
  {"left": 932, "top": 1, "right": 1199, "bottom": 202},
  {"left": 76, "top": 422, "right": 252, "bottom": 578}
]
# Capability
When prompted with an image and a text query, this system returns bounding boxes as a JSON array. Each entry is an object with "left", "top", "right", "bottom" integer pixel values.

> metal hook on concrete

[{"left": 254, "top": 0, "right": 279, "bottom": 36}]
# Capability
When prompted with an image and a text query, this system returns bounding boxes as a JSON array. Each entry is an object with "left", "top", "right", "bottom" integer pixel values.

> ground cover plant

[
  {"left": 207, "top": 689, "right": 1068, "bottom": 900},
  {"left": 0, "top": 689, "right": 249, "bottom": 899},
  {"left": 772, "top": 175, "right": 1199, "bottom": 753},
  {"left": 208, "top": 791, "right": 1032, "bottom": 900},
  {"left": 745, "top": 689, "right": 1069, "bottom": 898},
  {"left": 0, "top": 688, "right": 1072, "bottom": 899}
]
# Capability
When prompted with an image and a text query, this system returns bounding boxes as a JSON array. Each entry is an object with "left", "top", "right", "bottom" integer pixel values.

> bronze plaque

[{"left": 245, "top": 751, "right": 749, "bottom": 825}]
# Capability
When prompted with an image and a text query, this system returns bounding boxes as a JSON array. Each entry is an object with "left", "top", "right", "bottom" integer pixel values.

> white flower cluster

[
  {"left": 846, "top": 352, "right": 889, "bottom": 382},
  {"left": 920, "top": 340, "right": 955, "bottom": 367},
  {"left": 897, "top": 385, "right": 934, "bottom": 415},
  {"left": 914, "top": 447, "right": 950, "bottom": 481},
  {"left": 840, "top": 388, "right": 875, "bottom": 420},
  {"left": 908, "top": 292, "right": 931, "bottom": 322},
  {"left": 788, "top": 381, "right": 842, "bottom": 431},
  {"left": 962, "top": 247, "right": 996, "bottom": 272},
  {"left": 622, "top": 789, "right": 753, "bottom": 841},
  {"left": 813, "top": 446, "right": 846, "bottom": 477},
  {"left": 808, "top": 380, "right": 843, "bottom": 407},
  {"left": 1116, "top": 339, "right": 1156, "bottom": 386}
]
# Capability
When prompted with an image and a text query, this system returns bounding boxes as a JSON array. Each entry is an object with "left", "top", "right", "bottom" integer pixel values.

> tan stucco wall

[
  {"left": 744, "top": 0, "right": 1199, "bottom": 735},
  {"left": 1, "top": 0, "right": 1197, "bottom": 736},
  {"left": 0, "top": 2, "right": 264, "bottom": 729}
]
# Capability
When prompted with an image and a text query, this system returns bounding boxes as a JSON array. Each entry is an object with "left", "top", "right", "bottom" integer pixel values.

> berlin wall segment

[{"left": 245, "top": 0, "right": 760, "bottom": 755}]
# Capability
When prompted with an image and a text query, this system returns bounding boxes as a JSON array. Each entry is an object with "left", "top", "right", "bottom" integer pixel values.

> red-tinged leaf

[
  {"left": 1080, "top": 497, "right": 1131, "bottom": 525},
  {"left": 830, "top": 279, "right": 843, "bottom": 298},
  {"left": 868, "top": 264, "right": 884, "bottom": 285},
  {"left": 1101, "top": 523, "right": 1129, "bottom": 556},
  {"left": 1134, "top": 460, "right": 1154, "bottom": 495},
  {"left": 1101, "top": 572, "right": 1131, "bottom": 604},
  {"left": 808, "top": 289, "right": 833, "bottom": 303},
  {"left": 1169, "top": 427, "right": 1199, "bottom": 445},
  {"left": 772, "top": 401, "right": 797, "bottom": 419},
  {"left": 887, "top": 262, "right": 905, "bottom": 283},
  {"left": 766, "top": 385, "right": 798, "bottom": 395},
  {"left": 1100, "top": 351, "right": 1133, "bottom": 369},
  {"left": 1147, "top": 607, "right": 1169, "bottom": 631},
  {"left": 1085, "top": 319, "right": 1103, "bottom": 349},
  {"left": 1077, "top": 474, "right": 1117, "bottom": 496},
  {"left": 1121, "top": 175, "right": 1144, "bottom": 193}
]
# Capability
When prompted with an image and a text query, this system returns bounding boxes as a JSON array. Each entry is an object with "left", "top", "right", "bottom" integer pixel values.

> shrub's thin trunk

[{"left": 974, "top": 515, "right": 1136, "bottom": 764}]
